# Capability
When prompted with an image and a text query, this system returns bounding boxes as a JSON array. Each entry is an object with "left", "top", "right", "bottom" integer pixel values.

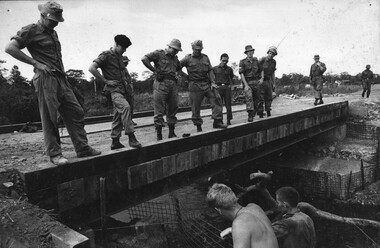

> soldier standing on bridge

[
  {"left": 89, "top": 34, "right": 142, "bottom": 150},
  {"left": 180, "top": 40, "right": 227, "bottom": 132},
  {"left": 141, "top": 39, "right": 183, "bottom": 141},
  {"left": 309, "top": 55, "right": 327, "bottom": 106},
  {"left": 212, "top": 53, "right": 235, "bottom": 125},
  {"left": 258, "top": 46, "right": 278, "bottom": 117},
  {"left": 361, "top": 64, "right": 374, "bottom": 98},
  {"left": 5, "top": 1, "right": 101, "bottom": 166},
  {"left": 239, "top": 45, "right": 263, "bottom": 121}
]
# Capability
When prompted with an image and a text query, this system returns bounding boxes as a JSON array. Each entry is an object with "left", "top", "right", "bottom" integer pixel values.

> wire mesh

[{"left": 104, "top": 196, "right": 232, "bottom": 248}]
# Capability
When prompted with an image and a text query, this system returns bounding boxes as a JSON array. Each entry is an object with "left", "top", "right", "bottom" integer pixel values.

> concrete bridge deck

[{"left": 0, "top": 97, "right": 349, "bottom": 226}]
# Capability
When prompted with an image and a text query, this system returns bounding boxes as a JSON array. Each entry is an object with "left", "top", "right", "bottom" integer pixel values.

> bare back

[{"left": 232, "top": 203, "right": 278, "bottom": 248}]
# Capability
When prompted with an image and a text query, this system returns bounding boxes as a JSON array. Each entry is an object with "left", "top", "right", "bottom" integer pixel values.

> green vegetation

[{"left": 0, "top": 60, "right": 378, "bottom": 125}]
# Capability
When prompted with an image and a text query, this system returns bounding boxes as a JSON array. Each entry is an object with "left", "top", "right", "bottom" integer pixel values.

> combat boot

[
  {"left": 156, "top": 126, "right": 163, "bottom": 141},
  {"left": 258, "top": 112, "right": 264, "bottom": 118},
  {"left": 213, "top": 120, "right": 227, "bottom": 129},
  {"left": 168, "top": 125, "right": 177, "bottom": 138},
  {"left": 248, "top": 111, "right": 254, "bottom": 122},
  {"left": 266, "top": 111, "right": 271, "bottom": 117},
  {"left": 196, "top": 124, "right": 202, "bottom": 132},
  {"left": 111, "top": 138, "right": 125, "bottom": 150},
  {"left": 314, "top": 98, "right": 319, "bottom": 106},
  {"left": 227, "top": 120, "right": 232, "bottom": 125},
  {"left": 128, "top": 133, "right": 142, "bottom": 148},
  {"left": 319, "top": 99, "right": 324, "bottom": 105}
]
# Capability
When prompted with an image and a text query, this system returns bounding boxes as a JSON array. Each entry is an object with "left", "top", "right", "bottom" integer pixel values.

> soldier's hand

[
  {"left": 33, "top": 61, "right": 52, "bottom": 74},
  {"left": 211, "top": 82, "right": 219, "bottom": 89},
  {"left": 220, "top": 227, "right": 232, "bottom": 239},
  {"left": 106, "top": 80, "right": 119, "bottom": 86}
]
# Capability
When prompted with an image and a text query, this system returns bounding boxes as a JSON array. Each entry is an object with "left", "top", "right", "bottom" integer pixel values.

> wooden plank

[
  {"left": 127, "top": 162, "right": 148, "bottom": 190},
  {"left": 57, "top": 179, "right": 85, "bottom": 212}
]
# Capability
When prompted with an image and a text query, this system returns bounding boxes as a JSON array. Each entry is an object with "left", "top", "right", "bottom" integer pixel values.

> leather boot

[
  {"left": 111, "top": 138, "right": 125, "bottom": 150},
  {"left": 266, "top": 111, "right": 271, "bottom": 117},
  {"left": 128, "top": 133, "right": 142, "bottom": 148},
  {"left": 248, "top": 111, "right": 254, "bottom": 122},
  {"left": 196, "top": 124, "right": 202, "bottom": 132},
  {"left": 227, "top": 120, "right": 232, "bottom": 125},
  {"left": 258, "top": 112, "right": 264, "bottom": 118},
  {"left": 213, "top": 120, "right": 227, "bottom": 129},
  {"left": 168, "top": 125, "right": 177, "bottom": 138},
  {"left": 314, "top": 98, "right": 319, "bottom": 106},
  {"left": 156, "top": 126, "right": 163, "bottom": 141},
  {"left": 319, "top": 99, "right": 324, "bottom": 105}
]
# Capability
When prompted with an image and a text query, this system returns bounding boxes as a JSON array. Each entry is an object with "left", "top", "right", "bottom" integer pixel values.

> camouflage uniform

[
  {"left": 361, "top": 66, "right": 374, "bottom": 98},
  {"left": 239, "top": 57, "right": 262, "bottom": 115}
]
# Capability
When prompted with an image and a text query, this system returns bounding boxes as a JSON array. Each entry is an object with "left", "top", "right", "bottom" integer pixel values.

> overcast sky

[{"left": 0, "top": 0, "right": 379, "bottom": 80}]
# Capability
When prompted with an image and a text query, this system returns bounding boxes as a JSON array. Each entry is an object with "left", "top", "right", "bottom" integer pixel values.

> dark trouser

[
  {"left": 125, "top": 84, "right": 134, "bottom": 116},
  {"left": 312, "top": 77, "right": 324, "bottom": 100},
  {"left": 362, "top": 80, "right": 371, "bottom": 97},
  {"left": 189, "top": 81, "right": 223, "bottom": 126},
  {"left": 153, "top": 79, "right": 178, "bottom": 127},
  {"left": 260, "top": 80, "right": 273, "bottom": 112},
  {"left": 245, "top": 80, "right": 263, "bottom": 114},
  {"left": 217, "top": 84, "right": 233, "bottom": 120},
  {"left": 33, "top": 71, "right": 89, "bottom": 157},
  {"left": 111, "top": 92, "right": 135, "bottom": 138}
]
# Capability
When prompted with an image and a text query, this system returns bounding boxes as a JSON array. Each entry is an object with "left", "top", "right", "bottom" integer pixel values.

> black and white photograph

[{"left": 0, "top": 0, "right": 379, "bottom": 247}]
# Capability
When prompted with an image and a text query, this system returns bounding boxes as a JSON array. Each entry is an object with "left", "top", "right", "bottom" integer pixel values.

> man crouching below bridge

[{"left": 207, "top": 183, "right": 279, "bottom": 248}]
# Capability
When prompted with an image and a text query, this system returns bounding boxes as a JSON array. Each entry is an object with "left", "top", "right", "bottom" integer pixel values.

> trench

[{"left": 74, "top": 120, "right": 380, "bottom": 248}]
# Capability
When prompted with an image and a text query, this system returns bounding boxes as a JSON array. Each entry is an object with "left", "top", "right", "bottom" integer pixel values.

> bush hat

[
  {"left": 244, "top": 45, "right": 255, "bottom": 54},
  {"left": 114, "top": 34, "right": 132, "bottom": 49},
  {"left": 167, "top": 38, "right": 182, "bottom": 51},
  {"left": 38, "top": 1, "right": 64, "bottom": 22},
  {"left": 267, "top": 46, "right": 278, "bottom": 56},
  {"left": 191, "top": 40, "right": 203, "bottom": 50}
]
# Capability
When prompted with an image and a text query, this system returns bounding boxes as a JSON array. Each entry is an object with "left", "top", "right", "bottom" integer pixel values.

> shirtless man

[{"left": 207, "top": 183, "right": 279, "bottom": 248}]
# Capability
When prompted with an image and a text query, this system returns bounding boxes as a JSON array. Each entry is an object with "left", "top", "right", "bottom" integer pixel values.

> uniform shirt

[
  {"left": 259, "top": 57, "right": 276, "bottom": 80},
  {"left": 180, "top": 53, "right": 213, "bottom": 82},
  {"left": 143, "top": 49, "right": 181, "bottom": 78},
  {"left": 238, "top": 57, "right": 260, "bottom": 79},
  {"left": 272, "top": 209, "right": 316, "bottom": 248},
  {"left": 309, "top": 62, "right": 327, "bottom": 79},
  {"left": 11, "top": 21, "right": 65, "bottom": 73},
  {"left": 213, "top": 64, "right": 234, "bottom": 85},
  {"left": 361, "top": 69, "right": 374, "bottom": 80},
  {"left": 93, "top": 48, "right": 128, "bottom": 94}
]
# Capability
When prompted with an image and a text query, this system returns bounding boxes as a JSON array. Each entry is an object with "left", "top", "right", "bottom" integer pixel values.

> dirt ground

[{"left": 0, "top": 85, "right": 379, "bottom": 247}]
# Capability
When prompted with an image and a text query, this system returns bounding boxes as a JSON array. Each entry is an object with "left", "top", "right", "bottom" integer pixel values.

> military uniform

[
  {"left": 143, "top": 49, "right": 181, "bottom": 128},
  {"left": 12, "top": 21, "right": 92, "bottom": 158},
  {"left": 309, "top": 56, "right": 326, "bottom": 105},
  {"left": 180, "top": 53, "right": 223, "bottom": 127},
  {"left": 239, "top": 56, "right": 262, "bottom": 116},
  {"left": 93, "top": 49, "right": 135, "bottom": 139},
  {"left": 361, "top": 66, "right": 374, "bottom": 98},
  {"left": 213, "top": 64, "right": 234, "bottom": 122},
  {"left": 258, "top": 56, "right": 276, "bottom": 115}
]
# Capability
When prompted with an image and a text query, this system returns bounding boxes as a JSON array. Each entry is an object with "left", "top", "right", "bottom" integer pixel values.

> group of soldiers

[{"left": 4, "top": 1, "right": 375, "bottom": 167}]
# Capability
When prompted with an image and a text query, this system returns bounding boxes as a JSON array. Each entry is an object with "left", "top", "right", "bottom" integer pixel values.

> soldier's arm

[{"left": 5, "top": 39, "right": 50, "bottom": 73}]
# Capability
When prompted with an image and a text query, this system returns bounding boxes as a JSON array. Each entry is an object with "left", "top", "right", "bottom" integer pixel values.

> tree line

[{"left": 0, "top": 60, "right": 378, "bottom": 125}]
